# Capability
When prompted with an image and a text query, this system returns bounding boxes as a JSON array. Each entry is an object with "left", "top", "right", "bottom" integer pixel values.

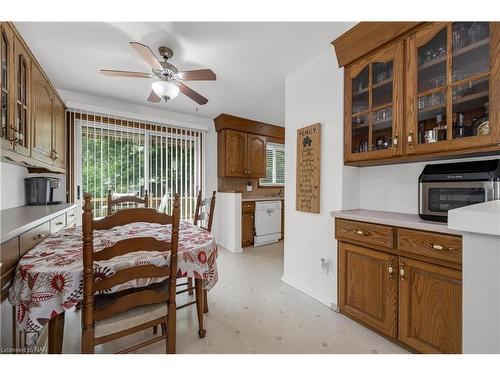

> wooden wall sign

[{"left": 296, "top": 123, "right": 321, "bottom": 213}]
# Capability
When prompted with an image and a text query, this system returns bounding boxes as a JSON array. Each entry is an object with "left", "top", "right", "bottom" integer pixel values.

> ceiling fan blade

[
  {"left": 177, "top": 69, "right": 216, "bottom": 81},
  {"left": 129, "top": 42, "right": 163, "bottom": 71},
  {"left": 176, "top": 83, "right": 208, "bottom": 105},
  {"left": 147, "top": 90, "right": 161, "bottom": 103},
  {"left": 100, "top": 69, "right": 154, "bottom": 78}
]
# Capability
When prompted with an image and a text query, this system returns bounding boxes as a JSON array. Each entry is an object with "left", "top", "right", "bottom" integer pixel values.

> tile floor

[{"left": 60, "top": 241, "right": 407, "bottom": 354}]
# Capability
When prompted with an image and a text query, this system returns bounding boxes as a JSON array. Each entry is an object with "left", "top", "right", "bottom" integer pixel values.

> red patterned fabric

[{"left": 8, "top": 221, "right": 218, "bottom": 343}]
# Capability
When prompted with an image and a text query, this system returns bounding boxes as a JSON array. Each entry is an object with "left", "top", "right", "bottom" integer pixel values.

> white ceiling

[{"left": 15, "top": 22, "right": 354, "bottom": 125}]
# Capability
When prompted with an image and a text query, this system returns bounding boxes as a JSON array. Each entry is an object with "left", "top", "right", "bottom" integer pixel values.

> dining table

[{"left": 8, "top": 220, "right": 218, "bottom": 353}]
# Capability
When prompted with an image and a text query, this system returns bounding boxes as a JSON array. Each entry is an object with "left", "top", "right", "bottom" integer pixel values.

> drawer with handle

[
  {"left": 66, "top": 208, "right": 77, "bottom": 224},
  {"left": 335, "top": 219, "right": 393, "bottom": 248},
  {"left": 397, "top": 228, "right": 462, "bottom": 265},
  {"left": 50, "top": 214, "right": 66, "bottom": 234},
  {"left": 242, "top": 201, "right": 255, "bottom": 213},
  {"left": 20, "top": 222, "right": 50, "bottom": 257}
]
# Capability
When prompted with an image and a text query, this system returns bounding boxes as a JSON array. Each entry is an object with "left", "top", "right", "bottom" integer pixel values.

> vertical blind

[
  {"left": 260, "top": 142, "right": 285, "bottom": 186},
  {"left": 71, "top": 111, "right": 203, "bottom": 220}
]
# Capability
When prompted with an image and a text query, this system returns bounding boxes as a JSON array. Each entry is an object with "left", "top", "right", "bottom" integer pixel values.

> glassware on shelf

[
  {"left": 373, "top": 107, "right": 392, "bottom": 122},
  {"left": 467, "top": 22, "right": 484, "bottom": 45},
  {"left": 434, "top": 114, "right": 447, "bottom": 141},
  {"left": 474, "top": 102, "right": 490, "bottom": 136},
  {"left": 453, "top": 23, "right": 467, "bottom": 50}
]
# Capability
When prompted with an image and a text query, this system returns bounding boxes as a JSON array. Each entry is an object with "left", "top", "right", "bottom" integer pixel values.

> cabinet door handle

[
  {"left": 33, "top": 233, "right": 45, "bottom": 241},
  {"left": 355, "top": 229, "right": 365, "bottom": 235},
  {"left": 393, "top": 134, "right": 398, "bottom": 148},
  {"left": 388, "top": 264, "right": 394, "bottom": 276},
  {"left": 427, "top": 242, "right": 450, "bottom": 251},
  {"left": 56, "top": 221, "right": 64, "bottom": 226},
  {"left": 400, "top": 263, "right": 406, "bottom": 280},
  {"left": 407, "top": 131, "right": 414, "bottom": 148}
]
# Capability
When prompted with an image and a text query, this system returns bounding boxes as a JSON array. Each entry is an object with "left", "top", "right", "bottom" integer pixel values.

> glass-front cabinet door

[
  {"left": 345, "top": 41, "right": 404, "bottom": 162},
  {"left": 406, "top": 22, "right": 499, "bottom": 155},
  {"left": 0, "top": 23, "right": 14, "bottom": 149}
]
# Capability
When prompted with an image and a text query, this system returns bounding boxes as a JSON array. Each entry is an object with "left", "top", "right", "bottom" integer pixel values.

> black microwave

[{"left": 418, "top": 159, "right": 500, "bottom": 222}]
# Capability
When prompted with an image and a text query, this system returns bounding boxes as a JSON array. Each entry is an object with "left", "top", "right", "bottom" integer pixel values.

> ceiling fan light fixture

[{"left": 152, "top": 80, "right": 180, "bottom": 101}]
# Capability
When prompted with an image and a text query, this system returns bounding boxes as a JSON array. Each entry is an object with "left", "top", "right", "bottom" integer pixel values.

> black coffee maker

[{"left": 25, "top": 177, "right": 63, "bottom": 205}]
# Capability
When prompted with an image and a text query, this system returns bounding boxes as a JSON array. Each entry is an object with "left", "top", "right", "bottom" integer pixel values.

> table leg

[
  {"left": 48, "top": 311, "right": 65, "bottom": 354},
  {"left": 203, "top": 289, "right": 209, "bottom": 313},
  {"left": 195, "top": 279, "right": 206, "bottom": 338}
]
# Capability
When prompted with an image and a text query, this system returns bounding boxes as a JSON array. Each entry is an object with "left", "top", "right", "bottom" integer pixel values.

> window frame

[{"left": 259, "top": 141, "right": 285, "bottom": 187}]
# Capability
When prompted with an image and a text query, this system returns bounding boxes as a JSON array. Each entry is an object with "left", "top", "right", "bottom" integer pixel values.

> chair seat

[{"left": 95, "top": 302, "right": 168, "bottom": 338}]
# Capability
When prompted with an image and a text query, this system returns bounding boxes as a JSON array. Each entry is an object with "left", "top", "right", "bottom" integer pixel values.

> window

[
  {"left": 259, "top": 142, "right": 285, "bottom": 186},
  {"left": 77, "top": 112, "right": 202, "bottom": 220}
]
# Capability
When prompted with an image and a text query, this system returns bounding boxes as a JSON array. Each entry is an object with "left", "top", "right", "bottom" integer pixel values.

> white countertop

[
  {"left": 330, "top": 209, "right": 461, "bottom": 235},
  {"left": 0, "top": 203, "right": 77, "bottom": 243},
  {"left": 241, "top": 197, "right": 284, "bottom": 202},
  {"left": 448, "top": 200, "right": 500, "bottom": 236}
]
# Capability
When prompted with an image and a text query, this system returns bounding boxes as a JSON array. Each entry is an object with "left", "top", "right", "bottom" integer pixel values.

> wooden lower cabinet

[
  {"left": 398, "top": 257, "right": 462, "bottom": 354},
  {"left": 339, "top": 242, "right": 398, "bottom": 339},
  {"left": 338, "top": 236, "right": 462, "bottom": 353}
]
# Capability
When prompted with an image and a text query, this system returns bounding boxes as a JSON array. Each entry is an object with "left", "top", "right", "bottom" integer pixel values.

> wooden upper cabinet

[
  {"left": 31, "top": 64, "right": 55, "bottom": 164},
  {"left": 406, "top": 22, "right": 499, "bottom": 156},
  {"left": 344, "top": 40, "right": 404, "bottom": 163},
  {"left": 52, "top": 99, "right": 65, "bottom": 168},
  {"left": 339, "top": 242, "right": 398, "bottom": 339},
  {"left": 246, "top": 133, "right": 266, "bottom": 177},
  {"left": 398, "top": 257, "right": 462, "bottom": 353},
  {"left": 225, "top": 129, "right": 247, "bottom": 176},
  {"left": 218, "top": 129, "right": 267, "bottom": 178},
  {"left": 12, "top": 36, "right": 31, "bottom": 156},
  {"left": 0, "top": 23, "right": 14, "bottom": 149}
]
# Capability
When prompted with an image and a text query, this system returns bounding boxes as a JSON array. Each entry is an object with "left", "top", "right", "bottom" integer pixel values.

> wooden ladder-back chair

[
  {"left": 179, "top": 190, "right": 216, "bottom": 308},
  {"left": 107, "top": 190, "right": 149, "bottom": 216},
  {"left": 81, "top": 193, "right": 180, "bottom": 354}
]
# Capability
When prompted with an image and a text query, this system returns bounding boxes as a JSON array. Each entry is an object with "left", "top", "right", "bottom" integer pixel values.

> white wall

[
  {"left": 359, "top": 155, "right": 499, "bottom": 214},
  {"left": 212, "top": 192, "right": 243, "bottom": 254},
  {"left": 283, "top": 49, "right": 358, "bottom": 309},
  {"left": 0, "top": 162, "right": 28, "bottom": 210},
  {"left": 0, "top": 162, "right": 67, "bottom": 210}
]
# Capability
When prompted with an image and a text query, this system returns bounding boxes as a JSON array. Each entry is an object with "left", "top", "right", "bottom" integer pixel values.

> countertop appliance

[
  {"left": 254, "top": 200, "right": 282, "bottom": 246},
  {"left": 25, "top": 177, "right": 63, "bottom": 205},
  {"left": 419, "top": 159, "right": 500, "bottom": 222}
]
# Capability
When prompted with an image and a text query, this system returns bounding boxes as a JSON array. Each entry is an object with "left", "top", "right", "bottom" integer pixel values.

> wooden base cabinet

[
  {"left": 398, "top": 257, "right": 462, "bottom": 354},
  {"left": 339, "top": 242, "right": 398, "bottom": 339},
  {"left": 241, "top": 201, "right": 255, "bottom": 247},
  {"left": 336, "top": 218, "right": 463, "bottom": 353}
]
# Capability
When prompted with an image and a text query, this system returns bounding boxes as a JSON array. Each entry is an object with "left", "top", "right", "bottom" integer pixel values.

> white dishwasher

[{"left": 254, "top": 200, "right": 282, "bottom": 246}]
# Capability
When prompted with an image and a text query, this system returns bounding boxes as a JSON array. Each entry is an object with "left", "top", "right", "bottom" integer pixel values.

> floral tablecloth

[{"left": 8, "top": 221, "right": 218, "bottom": 343}]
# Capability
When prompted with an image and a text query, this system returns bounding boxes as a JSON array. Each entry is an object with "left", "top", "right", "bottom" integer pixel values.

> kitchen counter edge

[
  {"left": 330, "top": 209, "right": 461, "bottom": 236},
  {"left": 1, "top": 203, "right": 77, "bottom": 243}
]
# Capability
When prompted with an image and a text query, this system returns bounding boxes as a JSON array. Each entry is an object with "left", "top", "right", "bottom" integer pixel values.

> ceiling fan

[{"left": 100, "top": 42, "right": 216, "bottom": 105}]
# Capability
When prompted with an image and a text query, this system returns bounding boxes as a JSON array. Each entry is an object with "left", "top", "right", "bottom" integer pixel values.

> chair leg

[
  {"left": 203, "top": 289, "right": 209, "bottom": 313},
  {"left": 187, "top": 277, "right": 194, "bottom": 296},
  {"left": 195, "top": 279, "right": 206, "bottom": 338},
  {"left": 167, "top": 301, "right": 176, "bottom": 354},
  {"left": 153, "top": 326, "right": 158, "bottom": 335},
  {"left": 161, "top": 323, "right": 167, "bottom": 336}
]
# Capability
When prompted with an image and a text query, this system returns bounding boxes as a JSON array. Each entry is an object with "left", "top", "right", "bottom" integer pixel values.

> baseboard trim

[
  {"left": 281, "top": 274, "right": 338, "bottom": 311},
  {"left": 216, "top": 243, "right": 243, "bottom": 254}
]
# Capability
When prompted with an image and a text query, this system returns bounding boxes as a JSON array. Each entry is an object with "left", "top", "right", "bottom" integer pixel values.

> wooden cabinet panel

[
  {"left": 50, "top": 213, "right": 66, "bottom": 234},
  {"left": 242, "top": 201, "right": 255, "bottom": 213},
  {"left": 0, "top": 236, "right": 20, "bottom": 298},
  {"left": 336, "top": 219, "right": 393, "bottom": 248},
  {"left": 397, "top": 228, "right": 462, "bottom": 265},
  {"left": 339, "top": 242, "right": 398, "bottom": 338},
  {"left": 398, "top": 257, "right": 462, "bottom": 353},
  {"left": 1, "top": 22, "right": 14, "bottom": 150},
  {"left": 246, "top": 134, "right": 266, "bottom": 177},
  {"left": 12, "top": 35, "right": 31, "bottom": 156},
  {"left": 242, "top": 211, "right": 254, "bottom": 247},
  {"left": 52, "top": 98, "right": 65, "bottom": 168},
  {"left": 19, "top": 221, "right": 50, "bottom": 257},
  {"left": 31, "top": 64, "right": 54, "bottom": 164},
  {"left": 344, "top": 40, "right": 405, "bottom": 163},
  {"left": 225, "top": 129, "right": 247, "bottom": 177}
]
